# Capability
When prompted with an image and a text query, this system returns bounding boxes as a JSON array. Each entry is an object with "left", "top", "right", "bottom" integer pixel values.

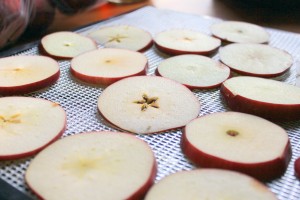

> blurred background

[{"left": 1, "top": 0, "right": 299, "bottom": 51}]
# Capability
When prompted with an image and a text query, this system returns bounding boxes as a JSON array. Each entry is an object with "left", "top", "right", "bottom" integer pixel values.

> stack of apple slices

[
  {"left": 26, "top": 131, "right": 157, "bottom": 200},
  {"left": 181, "top": 112, "right": 291, "bottom": 181},
  {"left": 97, "top": 76, "right": 200, "bottom": 134},
  {"left": 156, "top": 54, "right": 230, "bottom": 89},
  {"left": 221, "top": 76, "right": 300, "bottom": 121},
  {"left": 145, "top": 169, "right": 277, "bottom": 200},
  {"left": 70, "top": 48, "right": 148, "bottom": 85},
  {"left": 0, "top": 97, "right": 66, "bottom": 160},
  {"left": 88, "top": 25, "right": 153, "bottom": 52},
  {"left": 0, "top": 55, "right": 60, "bottom": 95},
  {"left": 40, "top": 31, "right": 98, "bottom": 59},
  {"left": 154, "top": 29, "right": 221, "bottom": 55},
  {"left": 211, "top": 21, "right": 270, "bottom": 44},
  {"left": 219, "top": 43, "right": 293, "bottom": 77}
]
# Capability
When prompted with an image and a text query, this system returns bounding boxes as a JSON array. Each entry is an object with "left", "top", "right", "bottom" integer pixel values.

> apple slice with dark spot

[{"left": 181, "top": 112, "right": 291, "bottom": 181}]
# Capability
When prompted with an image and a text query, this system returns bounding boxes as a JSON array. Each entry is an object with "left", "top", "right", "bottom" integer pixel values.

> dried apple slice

[
  {"left": 182, "top": 112, "right": 291, "bottom": 181},
  {"left": 156, "top": 54, "right": 230, "bottom": 89},
  {"left": 221, "top": 76, "right": 300, "bottom": 120},
  {"left": 219, "top": 43, "right": 293, "bottom": 77},
  {"left": 0, "top": 55, "right": 59, "bottom": 95},
  {"left": 88, "top": 25, "right": 153, "bottom": 52},
  {"left": 145, "top": 169, "right": 278, "bottom": 200},
  {"left": 70, "top": 48, "right": 148, "bottom": 86},
  {"left": 40, "top": 31, "right": 97, "bottom": 59},
  {"left": 154, "top": 29, "right": 221, "bottom": 55},
  {"left": 211, "top": 21, "right": 270, "bottom": 44},
  {"left": 26, "top": 131, "right": 157, "bottom": 200},
  {"left": 0, "top": 97, "right": 66, "bottom": 160},
  {"left": 97, "top": 76, "right": 200, "bottom": 134}
]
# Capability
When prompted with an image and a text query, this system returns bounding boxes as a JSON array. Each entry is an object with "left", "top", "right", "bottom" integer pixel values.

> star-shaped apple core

[
  {"left": 107, "top": 34, "right": 128, "bottom": 43},
  {"left": 133, "top": 94, "right": 159, "bottom": 111},
  {"left": 0, "top": 113, "right": 21, "bottom": 124}
]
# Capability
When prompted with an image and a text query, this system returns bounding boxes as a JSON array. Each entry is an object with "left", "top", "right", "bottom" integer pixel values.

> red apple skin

[
  {"left": 70, "top": 63, "right": 148, "bottom": 86},
  {"left": 220, "top": 83, "right": 300, "bottom": 121},
  {"left": 155, "top": 68, "right": 231, "bottom": 90},
  {"left": 154, "top": 42, "right": 219, "bottom": 56},
  {"left": 181, "top": 128, "right": 292, "bottom": 181},
  {"left": 0, "top": 70, "right": 59, "bottom": 96},
  {"left": 295, "top": 157, "right": 300, "bottom": 179},
  {"left": 137, "top": 40, "right": 154, "bottom": 52},
  {"left": 0, "top": 97, "right": 66, "bottom": 160}
]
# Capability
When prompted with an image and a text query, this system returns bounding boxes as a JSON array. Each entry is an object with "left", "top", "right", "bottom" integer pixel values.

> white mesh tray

[{"left": 0, "top": 6, "right": 300, "bottom": 199}]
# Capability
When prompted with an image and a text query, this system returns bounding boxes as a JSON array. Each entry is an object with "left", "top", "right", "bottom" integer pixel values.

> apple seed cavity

[
  {"left": 108, "top": 34, "right": 128, "bottom": 43},
  {"left": 0, "top": 113, "right": 21, "bottom": 125},
  {"left": 134, "top": 94, "right": 159, "bottom": 111}
]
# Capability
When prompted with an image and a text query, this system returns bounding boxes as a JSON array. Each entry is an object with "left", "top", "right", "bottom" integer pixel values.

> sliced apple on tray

[
  {"left": 26, "top": 131, "right": 157, "bottom": 200},
  {"left": 97, "top": 76, "right": 200, "bottom": 134},
  {"left": 145, "top": 169, "right": 278, "bottom": 200},
  {"left": 219, "top": 43, "right": 293, "bottom": 78},
  {"left": 156, "top": 54, "right": 230, "bottom": 89},
  {"left": 0, "top": 55, "right": 59, "bottom": 95},
  {"left": 221, "top": 76, "right": 300, "bottom": 121},
  {"left": 211, "top": 21, "right": 270, "bottom": 44},
  {"left": 154, "top": 29, "right": 221, "bottom": 55},
  {"left": 40, "top": 31, "right": 97, "bottom": 59},
  {"left": 181, "top": 112, "right": 291, "bottom": 181},
  {"left": 0, "top": 97, "right": 66, "bottom": 160},
  {"left": 70, "top": 48, "right": 148, "bottom": 86},
  {"left": 88, "top": 25, "right": 153, "bottom": 52}
]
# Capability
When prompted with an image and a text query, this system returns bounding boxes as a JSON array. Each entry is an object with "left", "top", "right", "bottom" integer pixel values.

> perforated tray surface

[{"left": 0, "top": 6, "right": 300, "bottom": 199}]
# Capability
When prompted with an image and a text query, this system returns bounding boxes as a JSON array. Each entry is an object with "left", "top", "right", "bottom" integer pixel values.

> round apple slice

[
  {"left": 181, "top": 112, "right": 291, "bottom": 181},
  {"left": 98, "top": 76, "right": 200, "bottom": 134},
  {"left": 0, "top": 97, "right": 66, "bottom": 160},
  {"left": 88, "top": 25, "right": 153, "bottom": 52},
  {"left": 71, "top": 48, "right": 148, "bottom": 86},
  {"left": 145, "top": 169, "right": 278, "bottom": 200},
  {"left": 156, "top": 54, "right": 230, "bottom": 89},
  {"left": 221, "top": 76, "right": 300, "bottom": 120},
  {"left": 154, "top": 29, "right": 221, "bottom": 55},
  {"left": 0, "top": 55, "right": 59, "bottom": 95},
  {"left": 219, "top": 43, "right": 293, "bottom": 77},
  {"left": 26, "top": 131, "right": 157, "bottom": 200},
  {"left": 211, "top": 21, "right": 270, "bottom": 44},
  {"left": 40, "top": 31, "right": 97, "bottom": 59}
]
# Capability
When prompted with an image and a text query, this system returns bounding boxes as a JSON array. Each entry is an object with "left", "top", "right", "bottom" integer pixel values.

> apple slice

[
  {"left": 154, "top": 29, "right": 221, "bottom": 55},
  {"left": 211, "top": 21, "right": 270, "bottom": 44},
  {"left": 145, "top": 169, "right": 278, "bottom": 200},
  {"left": 26, "top": 131, "right": 157, "bottom": 200},
  {"left": 156, "top": 54, "right": 230, "bottom": 89},
  {"left": 97, "top": 76, "right": 200, "bottom": 134},
  {"left": 70, "top": 48, "right": 148, "bottom": 86},
  {"left": 40, "top": 31, "right": 97, "bottom": 59},
  {"left": 295, "top": 157, "right": 300, "bottom": 179},
  {"left": 181, "top": 112, "right": 291, "bottom": 181},
  {"left": 219, "top": 43, "right": 293, "bottom": 77},
  {"left": 220, "top": 76, "right": 300, "bottom": 120},
  {"left": 88, "top": 25, "right": 153, "bottom": 52},
  {"left": 0, "top": 97, "right": 66, "bottom": 160},
  {"left": 0, "top": 55, "right": 59, "bottom": 95}
]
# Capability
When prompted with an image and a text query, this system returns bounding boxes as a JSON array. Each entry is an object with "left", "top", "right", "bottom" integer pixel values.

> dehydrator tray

[{"left": 0, "top": 6, "right": 300, "bottom": 200}]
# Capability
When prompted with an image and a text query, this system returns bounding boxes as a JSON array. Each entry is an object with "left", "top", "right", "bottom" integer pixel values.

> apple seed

[{"left": 226, "top": 130, "right": 239, "bottom": 137}]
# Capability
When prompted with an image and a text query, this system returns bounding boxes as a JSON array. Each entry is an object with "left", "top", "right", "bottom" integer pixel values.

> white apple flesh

[
  {"left": 26, "top": 131, "right": 157, "bottom": 200},
  {"left": 0, "top": 55, "right": 59, "bottom": 95},
  {"left": 0, "top": 97, "right": 66, "bottom": 160},
  {"left": 156, "top": 54, "right": 230, "bottom": 89},
  {"left": 40, "top": 31, "right": 98, "bottom": 59},
  {"left": 154, "top": 29, "right": 221, "bottom": 55},
  {"left": 181, "top": 112, "right": 291, "bottom": 181},
  {"left": 221, "top": 76, "right": 300, "bottom": 120},
  {"left": 219, "top": 43, "right": 293, "bottom": 77},
  {"left": 70, "top": 48, "right": 148, "bottom": 86},
  {"left": 211, "top": 21, "right": 270, "bottom": 44},
  {"left": 88, "top": 25, "right": 153, "bottom": 52},
  {"left": 145, "top": 169, "right": 278, "bottom": 200},
  {"left": 97, "top": 76, "right": 200, "bottom": 134}
]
